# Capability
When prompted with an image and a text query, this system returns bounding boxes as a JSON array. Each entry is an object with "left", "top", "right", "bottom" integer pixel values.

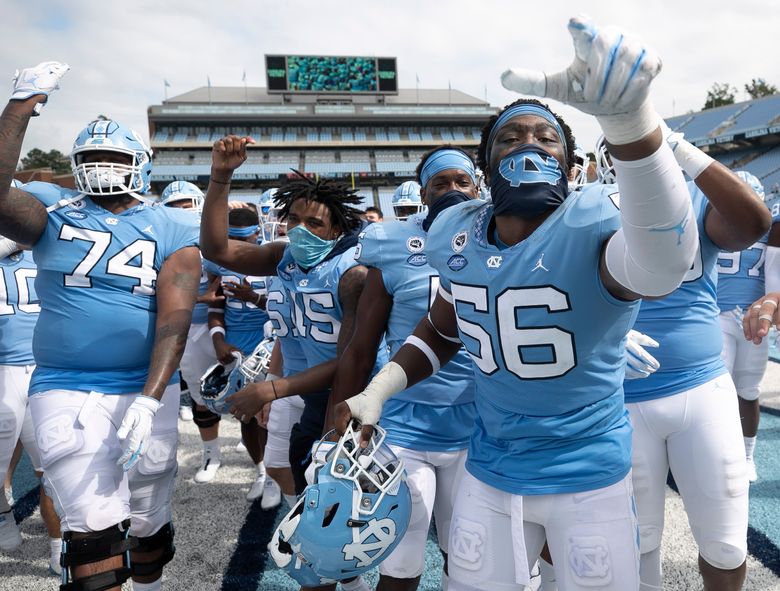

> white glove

[
  {"left": 501, "top": 15, "right": 662, "bottom": 144},
  {"left": 0, "top": 237, "right": 21, "bottom": 259},
  {"left": 116, "top": 395, "right": 160, "bottom": 471},
  {"left": 11, "top": 61, "right": 70, "bottom": 115},
  {"left": 625, "top": 329, "right": 660, "bottom": 379},
  {"left": 660, "top": 120, "right": 713, "bottom": 179}
]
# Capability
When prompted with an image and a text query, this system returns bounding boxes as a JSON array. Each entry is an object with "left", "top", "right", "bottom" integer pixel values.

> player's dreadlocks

[
  {"left": 476, "top": 98, "right": 576, "bottom": 181},
  {"left": 415, "top": 144, "right": 477, "bottom": 186},
  {"left": 274, "top": 171, "right": 364, "bottom": 233}
]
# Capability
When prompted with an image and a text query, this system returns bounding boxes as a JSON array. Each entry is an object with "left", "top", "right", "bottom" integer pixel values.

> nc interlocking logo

[
  {"left": 499, "top": 152, "right": 561, "bottom": 187},
  {"left": 568, "top": 536, "right": 611, "bottom": 586},
  {"left": 486, "top": 255, "right": 502, "bottom": 269},
  {"left": 342, "top": 517, "right": 397, "bottom": 568}
]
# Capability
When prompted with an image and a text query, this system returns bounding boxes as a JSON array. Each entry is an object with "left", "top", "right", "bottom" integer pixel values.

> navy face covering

[
  {"left": 490, "top": 145, "right": 570, "bottom": 219},
  {"left": 422, "top": 190, "right": 472, "bottom": 231}
]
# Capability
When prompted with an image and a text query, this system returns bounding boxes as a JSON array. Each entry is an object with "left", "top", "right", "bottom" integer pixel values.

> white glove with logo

[
  {"left": 625, "top": 329, "right": 660, "bottom": 379},
  {"left": 501, "top": 15, "right": 662, "bottom": 145},
  {"left": 11, "top": 61, "right": 70, "bottom": 115},
  {"left": 116, "top": 395, "right": 160, "bottom": 471}
]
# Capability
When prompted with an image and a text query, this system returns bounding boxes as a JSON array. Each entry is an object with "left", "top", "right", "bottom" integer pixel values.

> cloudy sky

[{"left": 4, "top": 0, "right": 774, "bottom": 160}]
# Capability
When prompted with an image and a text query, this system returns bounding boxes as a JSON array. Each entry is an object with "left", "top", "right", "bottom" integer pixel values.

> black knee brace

[
  {"left": 193, "top": 405, "right": 221, "bottom": 429},
  {"left": 130, "top": 522, "right": 176, "bottom": 577},
  {"left": 60, "top": 519, "right": 136, "bottom": 591}
]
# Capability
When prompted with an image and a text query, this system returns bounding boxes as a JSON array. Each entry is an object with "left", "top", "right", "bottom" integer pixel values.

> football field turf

[{"left": 4, "top": 363, "right": 780, "bottom": 590}]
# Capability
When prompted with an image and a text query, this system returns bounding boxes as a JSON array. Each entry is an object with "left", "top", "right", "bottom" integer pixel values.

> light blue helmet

[
  {"left": 735, "top": 170, "right": 765, "bottom": 201},
  {"left": 269, "top": 423, "right": 412, "bottom": 585},
  {"left": 198, "top": 339, "right": 274, "bottom": 414},
  {"left": 259, "top": 188, "right": 278, "bottom": 218},
  {"left": 161, "top": 181, "right": 204, "bottom": 212},
  {"left": 10, "top": 179, "right": 23, "bottom": 189},
  {"left": 391, "top": 181, "right": 423, "bottom": 220},
  {"left": 71, "top": 119, "right": 153, "bottom": 196}
]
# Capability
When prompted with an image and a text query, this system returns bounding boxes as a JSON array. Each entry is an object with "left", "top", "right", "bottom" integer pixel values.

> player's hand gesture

[
  {"left": 743, "top": 293, "right": 780, "bottom": 344},
  {"left": 227, "top": 382, "right": 275, "bottom": 422},
  {"left": 211, "top": 135, "right": 254, "bottom": 175},
  {"left": 11, "top": 61, "right": 70, "bottom": 116}
]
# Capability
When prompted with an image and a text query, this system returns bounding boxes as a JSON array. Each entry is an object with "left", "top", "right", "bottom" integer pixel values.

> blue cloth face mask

[
  {"left": 422, "top": 190, "right": 472, "bottom": 232},
  {"left": 287, "top": 224, "right": 337, "bottom": 269},
  {"left": 490, "top": 144, "right": 569, "bottom": 219}
]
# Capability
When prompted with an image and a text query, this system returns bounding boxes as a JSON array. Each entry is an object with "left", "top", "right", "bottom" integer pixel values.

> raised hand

[
  {"left": 211, "top": 135, "right": 254, "bottom": 176},
  {"left": 11, "top": 61, "right": 71, "bottom": 115}
]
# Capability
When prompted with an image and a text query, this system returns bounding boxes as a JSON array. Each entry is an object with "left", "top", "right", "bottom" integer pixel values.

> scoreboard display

[{"left": 265, "top": 55, "right": 398, "bottom": 94}]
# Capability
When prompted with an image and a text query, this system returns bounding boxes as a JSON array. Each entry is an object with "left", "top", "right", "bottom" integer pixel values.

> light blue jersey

[
  {"left": 202, "top": 259, "right": 268, "bottom": 355},
  {"left": 0, "top": 250, "right": 38, "bottom": 365},
  {"left": 357, "top": 215, "right": 476, "bottom": 451},
  {"left": 266, "top": 275, "right": 307, "bottom": 377},
  {"left": 625, "top": 182, "right": 726, "bottom": 403},
  {"left": 25, "top": 182, "right": 199, "bottom": 394},
  {"left": 716, "top": 196, "right": 780, "bottom": 311},
  {"left": 426, "top": 187, "right": 639, "bottom": 495}
]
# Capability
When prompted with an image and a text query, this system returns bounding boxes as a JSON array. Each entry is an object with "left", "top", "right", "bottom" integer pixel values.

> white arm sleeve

[
  {"left": 604, "top": 142, "right": 699, "bottom": 297},
  {"left": 345, "top": 361, "right": 408, "bottom": 426}
]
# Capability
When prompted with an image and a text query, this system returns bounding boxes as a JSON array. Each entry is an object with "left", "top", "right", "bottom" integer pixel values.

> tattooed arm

[
  {"left": 141, "top": 246, "right": 201, "bottom": 401},
  {"left": 0, "top": 98, "right": 48, "bottom": 244}
]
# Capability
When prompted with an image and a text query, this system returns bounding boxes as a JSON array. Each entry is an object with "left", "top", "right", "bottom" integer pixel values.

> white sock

[
  {"left": 283, "top": 494, "right": 298, "bottom": 509},
  {"left": 639, "top": 547, "right": 663, "bottom": 590},
  {"left": 539, "top": 557, "right": 557, "bottom": 590},
  {"left": 256, "top": 461, "right": 267, "bottom": 477},
  {"left": 49, "top": 537, "right": 62, "bottom": 556},
  {"left": 340, "top": 576, "right": 370, "bottom": 591},
  {"left": 133, "top": 578, "right": 162, "bottom": 591},
  {"left": 744, "top": 436, "right": 757, "bottom": 460},
  {"left": 203, "top": 439, "right": 220, "bottom": 457}
]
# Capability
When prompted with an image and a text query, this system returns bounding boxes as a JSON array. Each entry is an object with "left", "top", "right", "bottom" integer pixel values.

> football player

[
  {"left": 599, "top": 128, "right": 770, "bottom": 588},
  {"left": 0, "top": 228, "right": 62, "bottom": 574},
  {"left": 716, "top": 172, "right": 780, "bottom": 482},
  {"left": 202, "top": 207, "right": 276, "bottom": 504},
  {"left": 391, "top": 181, "right": 424, "bottom": 220},
  {"left": 336, "top": 16, "right": 701, "bottom": 590},
  {"left": 200, "top": 144, "right": 384, "bottom": 591},
  {"left": 327, "top": 145, "right": 480, "bottom": 591},
  {"left": 0, "top": 63, "right": 201, "bottom": 591}
]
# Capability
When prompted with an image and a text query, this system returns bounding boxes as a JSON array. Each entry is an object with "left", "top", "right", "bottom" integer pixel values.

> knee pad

[
  {"left": 193, "top": 406, "right": 220, "bottom": 429},
  {"left": 737, "top": 387, "right": 760, "bottom": 402},
  {"left": 638, "top": 523, "right": 663, "bottom": 553},
  {"left": 130, "top": 522, "right": 176, "bottom": 578},
  {"left": 0, "top": 410, "right": 16, "bottom": 441},
  {"left": 700, "top": 541, "right": 747, "bottom": 571},
  {"left": 60, "top": 519, "right": 136, "bottom": 591}
]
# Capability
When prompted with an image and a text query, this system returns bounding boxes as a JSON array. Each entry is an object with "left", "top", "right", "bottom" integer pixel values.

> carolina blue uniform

[
  {"left": 276, "top": 237, "right": 388, "bottom": 434},
  {"left": 357, "top": 215, "right": 475, "bottom": 451},
  {"left": 0, "top": 250, "right": 38, "bottom": 365},
  {"left": 24, "top": 182, "right": 199, "bottom": 394},
  {"left": 202, "top": 259, "right": 268, "bottom": 355},
  {"left": 716, "top": 196, "right": 780, "bottom": 312},
  {"left": 266, "top": 275, "right": 307, "bottom": 377},
  {"left": 426, "top": 189, "right": 639, "bottom": 495},
  {"left": 625, "top": 182, "right": 726, "bottom": 403},
  {"left": 191, "top": 258, "right": 210, "bottom": 325}
]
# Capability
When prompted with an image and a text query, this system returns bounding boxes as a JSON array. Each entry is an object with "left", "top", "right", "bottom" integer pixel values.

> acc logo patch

[
  {"left": 406, "top": 236, "right": 425, "bottom": 253},
  {"left": 451, "top": 231, "right": 468, "bottom": 253},
  {"left": 447, "top": 254, "right": 468, "bottom": 272},
  {"left": 407, "top": 253, "right": 427, "bottom": 267},
  {"left": 65, "top": 211, "right": 87, "bottom": 220}
]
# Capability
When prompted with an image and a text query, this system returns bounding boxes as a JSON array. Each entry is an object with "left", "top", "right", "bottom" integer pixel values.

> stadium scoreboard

[{"left": 265, "top": 55, "right": 398, "bottom": 94}]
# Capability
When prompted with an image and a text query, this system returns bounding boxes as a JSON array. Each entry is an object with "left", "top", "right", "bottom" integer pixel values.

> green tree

[
  {"left": 20, "top": 148, "right": 70, "bottom": 174},
  {"left": 745, "top": 78, "right": 777, "bottom": 99},
  {"left": 703, "top": 82, "right": 736, "bottom": 110}
]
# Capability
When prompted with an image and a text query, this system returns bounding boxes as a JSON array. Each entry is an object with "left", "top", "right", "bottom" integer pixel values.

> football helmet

[
  {"left": 259, "top": 188, "right": 278, "bottom": 220},
  {"left": 570, "top": 143, "right": 590, "bottom": 190},
  {"left": 595, "top": 135, "right": 616, "bottom": 185},
  {"left": 269, "top": 423, "right": 412, "bottom": 585},
  {"left": 160, "top": 181, "right": 204, "bottom": 212},
  {"left": 71, "top": 119, "right": 153, "bottom": 196},
  {"left": 735, "top": 170, "right": 765, "bottom": 201},
  {"left": 391, "top": 181, "right": 423, "bottom": 220},
  {"left": 239, "top": 338, "right": 275, "bottom": 382},
  {"left": 262, "top": 205, "right": 287, "bottom": 243}
]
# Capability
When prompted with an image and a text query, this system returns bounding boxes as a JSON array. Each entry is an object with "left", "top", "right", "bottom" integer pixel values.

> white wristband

[
  {"left": 669, "top": 136, "right": 714, "bottom": 180},
  {"left": 209, "top": 326, "right": 226, "bottom": 338},
  {"left": 596, "top": 101, "right": 661, "bottom": 146},
  {"left": 345, "top": 361, "right": 408, "bottom": 426}
]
